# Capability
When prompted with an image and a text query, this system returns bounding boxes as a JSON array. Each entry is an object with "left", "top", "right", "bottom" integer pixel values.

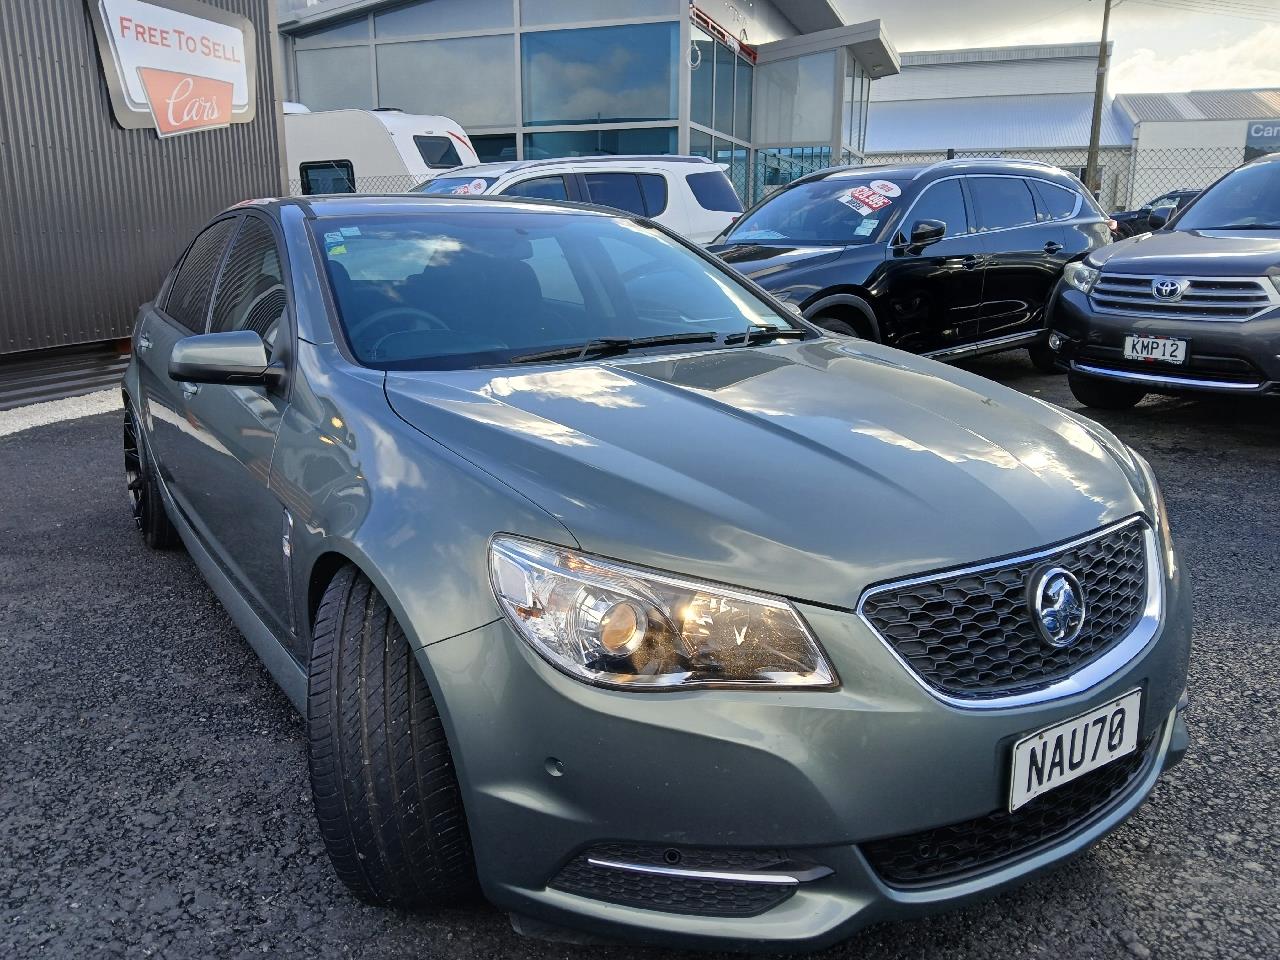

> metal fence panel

[{"left": 0, "top": 0, "right": 285, "bottom": 356}]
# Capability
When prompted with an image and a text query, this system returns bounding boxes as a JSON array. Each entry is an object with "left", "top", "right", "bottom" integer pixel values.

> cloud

[{"left": 1111, "top": 24, "right": 1280, "bottom": 93}]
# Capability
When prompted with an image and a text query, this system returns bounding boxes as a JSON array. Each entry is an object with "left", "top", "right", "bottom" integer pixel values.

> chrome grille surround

[
  {"left": 856, "top": 517, "right": 1163, "bottom": 710},
  {"left": 1089, "top": 273, "right": 1280, "bottom": 321}
]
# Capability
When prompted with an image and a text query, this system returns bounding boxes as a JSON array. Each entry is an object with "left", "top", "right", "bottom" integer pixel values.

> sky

[{"left": 833, "top": 0, "right": 1280, "bottom": 93}]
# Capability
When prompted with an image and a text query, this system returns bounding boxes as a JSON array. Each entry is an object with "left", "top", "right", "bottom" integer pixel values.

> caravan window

[
  {"left": 414, "top": 135, "right": 463, "bottom": 170},
  {"left": 301, "top": 160, "right": 356, "bottom": 195}
]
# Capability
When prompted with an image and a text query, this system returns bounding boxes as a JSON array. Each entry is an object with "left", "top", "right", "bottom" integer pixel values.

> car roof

[
  {"left": 792, "top": 157, "right": 1085, "bottom": 190},
  {"left": 231, "top": 193, "right": 636, "bottom": 221},
  {"left": 427, "top": 154, "right": 719, "bottom": 180}
]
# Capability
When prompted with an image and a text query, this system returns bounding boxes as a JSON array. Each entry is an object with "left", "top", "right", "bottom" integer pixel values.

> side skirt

[{"left": 159, "top": 474, "right": 308, "bottom": 712}]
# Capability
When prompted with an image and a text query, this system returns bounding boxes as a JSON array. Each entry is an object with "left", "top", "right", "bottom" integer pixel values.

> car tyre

[
  {"left": 1068, "top": 372, "right": 1147, "bottom": 410},
  {"left": 811, "top": 314, "right": 864, "bottom": 338},
  {"left": 1027, "top": 342, "right": 1060, "bottom": 373},
  {"left": 307, "top": 565, "right": 478, "bottom": 908},
  {"left": 124, "top": 406, "right": 180, "bottom": 550}
]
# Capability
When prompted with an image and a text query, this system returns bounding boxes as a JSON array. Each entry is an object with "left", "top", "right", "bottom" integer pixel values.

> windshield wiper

[
  {"left": 510, "top": 332, "right": 717, "bottom": 364},
  {"left": 723, "top": 326, "right": 808, "bottom": 346}
]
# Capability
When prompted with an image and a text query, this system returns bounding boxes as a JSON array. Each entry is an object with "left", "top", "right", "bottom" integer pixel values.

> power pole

[{"left": 1084, "top": 0, "right": 1114, "bottom": 196}]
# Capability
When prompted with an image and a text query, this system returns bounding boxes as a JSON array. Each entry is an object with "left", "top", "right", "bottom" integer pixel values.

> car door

[
  {"left": 969, "top": 175, "right": 1066, "bottom": 338},
  {"left": 880, "top": 176, "right": 985, "bottom": 354},
  {"left": 498, "top": 173, "right": 582, "bottom": 202},
  {"left": 137, "top": 216, "right": 239, "bottom": 504},
  {"left": 171, "top": 214, "right": 295, "bottom": 640}
]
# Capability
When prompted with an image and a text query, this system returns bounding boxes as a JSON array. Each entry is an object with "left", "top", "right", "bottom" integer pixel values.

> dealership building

[{"left": 275, "top": 0, "right": 900, "bottom": 199}]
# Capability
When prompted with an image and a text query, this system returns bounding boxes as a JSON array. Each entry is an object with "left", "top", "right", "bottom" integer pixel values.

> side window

[
  {"left": 502, "top": 176, "right": 569, "bottom": 200},
  {"left": 686, "top": 170, "right": 743, "bottom": 213},
  {"left": 413, "top": 135, "right": 461, "bottom": 169},
  {"left": 210, "top": 218, "right": 288, "bottom": 350},
  {"left": 525, "top": 237, "right": 585, "bottom": 306},
  {"left": 970, "top": 177, "right": 1038, "bottom": 231},
  {"left": 163, "top": 218, "right": 236, "bottom": 332},
  {"left": 906, "top": 179, "right": 968, "bottom": 237},
  {"left": 301, "top": 160, "right": 355, "bottom": 195},
  {"left": 638, "top": 174, "right": 668, "bottom": 217},
  {"left": 1030, "top": 180, "right": 1080, "bottom": 221},
  {"left": 583, "top": 173, "right": 646, "bottom": 216}
]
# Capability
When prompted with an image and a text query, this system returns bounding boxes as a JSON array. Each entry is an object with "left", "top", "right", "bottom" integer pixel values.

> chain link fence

[
  {"left": 862, "top": 146, "right": 1245, "bottom": 212},
  {"left": 286, "top": 175, "right": 422, "bottom": 197}
]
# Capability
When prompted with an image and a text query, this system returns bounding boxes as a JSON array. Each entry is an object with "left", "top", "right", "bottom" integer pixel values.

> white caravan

[{"left": 283, "top": 108, "right": 478, "bottom": 194}]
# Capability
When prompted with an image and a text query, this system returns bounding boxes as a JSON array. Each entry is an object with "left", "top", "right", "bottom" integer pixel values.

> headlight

[
  {"left": 1062, "top": 261, "right": 1100, "bottom": 294},
  {"left": 1132, "top": 451, "right": 1177, "bottom": 575},
  {"left": 488, "top": 536, "right": 836, "bottom": 690}
]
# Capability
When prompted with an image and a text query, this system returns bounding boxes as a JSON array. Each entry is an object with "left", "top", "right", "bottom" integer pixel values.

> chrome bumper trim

[
  {"left": 584, "top": 857, "right": 834, "bottom": 886},
  {"left": 1072, "top": 362, "right": 1265, "bottom": 391}
]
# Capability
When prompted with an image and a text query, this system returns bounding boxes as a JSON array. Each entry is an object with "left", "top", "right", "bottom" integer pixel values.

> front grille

[
  {"left": 1090, "top": 273, "right": 1278, "bottom": 321},
  {"left": 550, "top": 843, "right": 794, "bottom": 917},
  {"left": 860, "top": 521, "right": 1147, "bottom": 699},
  {"left": 863, "top": 736, "right": 1156, "bottom": 887}
]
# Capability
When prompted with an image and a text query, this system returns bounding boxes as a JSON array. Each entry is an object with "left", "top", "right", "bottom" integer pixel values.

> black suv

[
  {"left": 1112, "top": 189, "right": 1200, "bottom": 239},
  {"left": 1047, "top": 152, "right": 1280, "bottom": 409},
  {"left": 708, "top": 159, "right": 1111, "bottom": 369}
]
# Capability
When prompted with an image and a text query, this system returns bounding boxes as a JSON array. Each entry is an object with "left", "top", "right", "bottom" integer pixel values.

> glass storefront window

[
  {"left": 294, "top": 15, "right": 368, "bottom": 49},
  {"left": 520, "top": 0, "right": 680, "bottom": 27},
  {"left": 296, "top": 46, "right": 373, "bottom": 110},
  {"left": 689, "top": 128, "right": 711, "bottom": 160},
  {"left": 691, "top": 28, "right": 713, "bottom": 129},
  {"left": 374, "top": 0, "right": 512, "bottom": 37},
  {"left": 522, "top": 23, "right": 678, "bottom": 126},
  {"left": 755, "top": 51, "right": 836, "bottom": 145},
  {"left": 714, "top": 42, "right": 734, "bottom": 136},
  {"left": 735, "top": 57, "right": 752, "bottom": 141},
  {"left": 523, "top": 127, "right": 676, "bottom": 159},
  {"left": 376, "top": 35, "right": 516, "bottom": 127}
]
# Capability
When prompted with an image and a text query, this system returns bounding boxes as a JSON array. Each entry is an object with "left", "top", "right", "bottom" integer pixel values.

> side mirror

[
  {"left": 169, "top": 330, "right": 283, "bottom": 388},
  {"left": 907, "top": 219, "right": 946, "bottom": 249},
  {"left": 1147, "top": 205, "right": 1175, "bottom": 230}
]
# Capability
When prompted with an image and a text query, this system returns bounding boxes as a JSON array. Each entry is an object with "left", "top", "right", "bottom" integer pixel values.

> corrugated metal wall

[{"left": 0, "top": 0, "right": 284, "bottom": 355}]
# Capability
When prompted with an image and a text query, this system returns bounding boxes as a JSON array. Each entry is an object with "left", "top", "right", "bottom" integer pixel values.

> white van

[
  {"left": 415, "top": 156, "right": 744, "bottom": 244},
  {"left": 284, "top": 108, "right": 478, "bottom": 195}
]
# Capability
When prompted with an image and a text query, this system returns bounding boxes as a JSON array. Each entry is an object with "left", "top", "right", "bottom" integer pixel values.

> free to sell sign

[{"left": 85, "top": 0, "right": 257, "bottom": 137}]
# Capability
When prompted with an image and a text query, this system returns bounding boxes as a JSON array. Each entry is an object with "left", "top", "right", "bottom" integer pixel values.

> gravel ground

[{"left": 0, "top": 357, "right": 1277, "bottom": 959}]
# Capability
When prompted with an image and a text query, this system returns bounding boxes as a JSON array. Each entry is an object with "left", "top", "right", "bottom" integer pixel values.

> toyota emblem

[{"left": 1152, "top": 277, "right": 1188, "bottom": 301}]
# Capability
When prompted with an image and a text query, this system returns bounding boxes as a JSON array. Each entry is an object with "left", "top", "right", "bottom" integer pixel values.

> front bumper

[
  {"left": 1047, "top": 285, "right": 1280, "bottom": 395},
  {"left": 417, "top": 545, "right": 1192, "bottom": 951}
]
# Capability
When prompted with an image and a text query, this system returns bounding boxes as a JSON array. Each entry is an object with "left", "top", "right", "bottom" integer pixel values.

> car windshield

[
  {"left": 723, "top": 175, "right": 904, "bottom": 246},
  {"left": 1174, "top": 163, "right": 1280, "bottom": 230},
  {"left": 313, "top": 207, "right": 799, "bottom": 370},
  {"left": 415, "top": 175, "right": 498, "bottom": 195}
]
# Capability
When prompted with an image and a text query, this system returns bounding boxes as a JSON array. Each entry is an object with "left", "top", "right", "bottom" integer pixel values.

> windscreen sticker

[
  {"left": 469, "top": 178, "right": 487, "bottom": 193},
  {"left": 854, "top": 218, "right": 879, "bottom": 236},
  {"left": 339, "top": 226, "right": 361, "bottom": 237},
  {"left": 451, "top": 184, "right": 471, "bottom": 195},
  {"left": 323, "top": 231, "right": 343, "bottom": 245},
  {"left": 869, "top": 179, "right": 901, "bottom": 198}
]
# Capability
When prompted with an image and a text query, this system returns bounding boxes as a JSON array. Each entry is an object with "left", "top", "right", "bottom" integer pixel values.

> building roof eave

[{"left": 755, "top": 19, "right": 900, "bottom": 80}]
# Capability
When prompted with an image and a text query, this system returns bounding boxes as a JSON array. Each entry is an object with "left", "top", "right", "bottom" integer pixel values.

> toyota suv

[
  {"left": 1047, "top": 152, "right": 1280, "bottom": 408},
  {"left": 415, "top": 155, "right": 742, "bottom": 244},
  {"left": 708, "top": 159, "right": 1112, "bottom": 370}
]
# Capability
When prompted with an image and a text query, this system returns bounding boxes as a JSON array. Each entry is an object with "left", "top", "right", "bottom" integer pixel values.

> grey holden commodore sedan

[{"left": 123, "top": 194, "right": 1190, "bottom": 951}]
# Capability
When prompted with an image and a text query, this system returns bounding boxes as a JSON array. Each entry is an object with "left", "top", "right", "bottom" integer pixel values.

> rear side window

[
  {"left": 906, "top": 178, "right": 969, "bottom": 237},
  {"left": 164, "top": 219, "right": 236, "bottom": 332},
  {"left": 301, "top": 160, "right": 355, "bottom": 195},
  {"left": 210, "top": 218, "right": 287, "bottom": 344},
  {"left": 686, "top": 170, "right": 743, "bottom": 213},
  {"left": 503, "top": 176, "right": 569, "bottom": 200},
  {"left": 1030, "top": 180, "right": 1080, "bottom": 221},
  {"left": 970, "top": 176, "right": 1038, "bottom": 230},
  {"left": 638, "top": 174, "right": 668, "bottom": 216},
  {"left": 414, "top": 135, "right": 462, "bottom": 169},
  {"left": 583, "top": 173, "right": 646, "bottom": 216}
]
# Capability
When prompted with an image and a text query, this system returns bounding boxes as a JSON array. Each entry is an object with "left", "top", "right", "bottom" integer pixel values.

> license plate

[
  {"left": 1009, "top": 689, "right": 1142, "bottom": 811},
  {"left": 1124, "top": 335, "right": 1186, "bottom": 364}
]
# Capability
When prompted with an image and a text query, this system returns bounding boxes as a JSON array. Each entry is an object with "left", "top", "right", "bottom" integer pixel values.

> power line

[{"left": 1129, "top": 0, "right": 1280, "bottom": 22}]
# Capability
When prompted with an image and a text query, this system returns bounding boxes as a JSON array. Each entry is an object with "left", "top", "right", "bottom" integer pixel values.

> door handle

[
  {"left": 962, "top": 255, "right": 982, "bottom": 270},
  {"left": 137, "top": 333, "right": 152, "bottom": 354},
  {"left": 182, "top": 383, "right": 200, "bottom": 400},
  {"left": 1043, "top": 241, "right": 1064, "bottom": 254}
]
